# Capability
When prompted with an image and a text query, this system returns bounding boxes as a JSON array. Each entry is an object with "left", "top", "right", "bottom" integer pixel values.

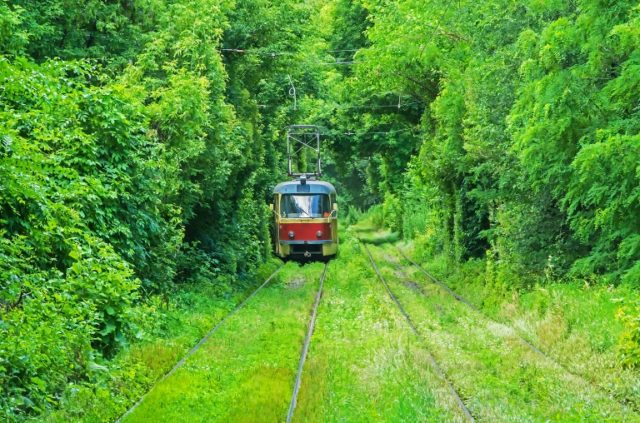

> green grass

[
  {"left": 40, "top": 261, "right": 281, "bottom": 423},
  {"left": 399, "top": 242, "right": 640, "bottom": 412},
  {"left": 347, "top": 221, "right": 400, "bottom": 246},
  {"left": 371, "top": 242, "right": 639, "bottom": 421},
  {"left": 123, "top": 261, "right": 324, "bottom": 422},
  {"left": 112, "top": 233, "right": 466, "bottom": 422},
  {"left": 43, "top": 224, "right": 640, "bottom": 422},
  {"left": 293, "top": 237, "right": 459, "bottom": 422}
]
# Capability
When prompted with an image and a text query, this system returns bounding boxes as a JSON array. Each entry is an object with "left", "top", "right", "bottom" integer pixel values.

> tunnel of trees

[{"left": 1, "top": 0, "right": 639, "bottom": 419}]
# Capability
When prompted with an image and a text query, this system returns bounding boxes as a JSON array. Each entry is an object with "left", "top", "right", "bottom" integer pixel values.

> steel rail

[
  {"left": 115, "top": 265, "right": 284, "bottom": 423},
  {"left": 286, "top": 263, "right": 328, "bottom": 423},
  {"left": 396, "top": 247, "right": 640, "bottom": 414},
  {"left": 361, "top": 242, "right": 475, "bottom": 422}
]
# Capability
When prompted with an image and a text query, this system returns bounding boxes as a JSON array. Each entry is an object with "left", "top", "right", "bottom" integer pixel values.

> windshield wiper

[{"left": 299, "top": 208, "right": 313, "bottom": 218}]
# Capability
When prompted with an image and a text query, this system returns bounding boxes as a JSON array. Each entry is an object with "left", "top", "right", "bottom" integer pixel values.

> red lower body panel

[{"left": 279, "top": 222, "right": 332, "bottom": 241}]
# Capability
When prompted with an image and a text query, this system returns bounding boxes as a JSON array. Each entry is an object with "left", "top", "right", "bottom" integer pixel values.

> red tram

[
  {"left": 271, "top": 125, "right": 338, "bottom": 260},
  {"left": 271, "top": 176, "right": 338, "bottom": 260}
]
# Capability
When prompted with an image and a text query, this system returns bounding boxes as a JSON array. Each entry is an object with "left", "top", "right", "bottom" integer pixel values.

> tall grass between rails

[
  {"left": 369, "top": 243, "right": 636, "bottom": 421},
  {"left": 294, "top": 233, "right": 460, "bottom": 422},
  {"left": 124, "top": 261, "right": 324, "bottom": 422},
  {"left": 39, "top": 259, "right": 281, "bottom": 423},
  {"left": 355, "top": 205, "right": 639, "bottom": 408},
  {"left": 402, "top": 241, "right": 640, "bottom": 410}
]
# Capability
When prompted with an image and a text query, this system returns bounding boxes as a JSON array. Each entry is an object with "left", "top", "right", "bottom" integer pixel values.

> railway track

[
  {"left": 115, "top": 265, "right": 284, "bottom": 423},
  {"left": 361, "top": 241, "right": 476, "bottom": 422},
  {"left": 394, "top": 247, "right": 639, "bottom": 415},
  {"left": 117, "top": 262, "right": 329, "bottom": 423},
  {"left": 113, "top": 241, "right": 636, "bottom": 421},
  {"left": 286, "top": 263, "right": 328, "bottom": 423}
]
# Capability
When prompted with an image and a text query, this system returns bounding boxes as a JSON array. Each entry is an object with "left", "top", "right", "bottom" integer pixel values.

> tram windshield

[{"left": 281, "top": 194, "right": 331, "bottom": 218}]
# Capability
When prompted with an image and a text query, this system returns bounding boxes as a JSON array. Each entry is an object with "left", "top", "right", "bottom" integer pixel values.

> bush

[
  {"left": 343, "top": 206, "right": 362, "bottom": 226},
  {"left": 0, "top": 0, "right": 326, "bottom": 420},
  {"left": 382, "top": 192, "right": 403, "bottom": 234},
  {"left": 0, "top": 234, "right": 138, "bottom": 417},
  {"left": 365, "top": 204, "right": 384, "bottom": 228},
  {"left": 618, "top": 299, "right": 640, "bottom": 368}
]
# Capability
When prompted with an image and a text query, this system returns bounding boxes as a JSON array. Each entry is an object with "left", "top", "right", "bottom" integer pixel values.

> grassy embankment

[
  {"left": 401, "top": 242, "right": 640, "bottom": 411},
  {"left": 356, "top": 215, "right": 639, "bottom": 415},
  {"left": 42, "top": 219, "right": 640, "bottom": 422}
]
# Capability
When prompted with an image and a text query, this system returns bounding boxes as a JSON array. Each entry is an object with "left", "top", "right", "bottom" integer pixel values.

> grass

[
  {"left": 123, "top": 261, "right": 324, "bottom": 422},
  {"left": 367, "top": 242, "right": 639, "bottom": 421},
  {"left": 348, "top": 222, "right": 400, "bottom": 246},
  {"left": 42, "top": 221, "right": 640, "bottom": 422},
  {"left": 293, "top": 236, "right": 460, "bottom": 422},
  {"left": 399, "top": 242, "right": 640, "bottom": 412},
  {"left": 40, "top": 260, "right": 281, "bottom": 423},
  {"left": 114, "top": 232, "right": 467, "bottom": 422}
]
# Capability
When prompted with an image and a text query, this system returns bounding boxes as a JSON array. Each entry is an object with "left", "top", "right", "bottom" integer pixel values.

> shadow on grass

[
  {"left": 356, "top": 231, "right": 400, "bottom": 246},
  {"left": 348, "top": 225, "right": 378, "bottom": 234}
]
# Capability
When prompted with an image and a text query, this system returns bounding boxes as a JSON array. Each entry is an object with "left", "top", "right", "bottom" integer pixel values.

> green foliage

[
  {"left": 364, "top": 204, "right": 384, "bottom": 229},
  {"left": 619, "top": 299, "right": 640, "bottom": 367},
  {"left": 0, "top": 55, "right": 154, "bottom": 418},
  {"left": 0, "top": 2, "right": 28, "bottom": 54},
  {"left": 1, "top": 0, "right": 329, "bottom": 419},
  {"left": 5, "top": 0, "right": 155, "bottom": 63},
  {"left": 382, "top": 192, "right": 402, "bottom": 234},
  {"left": 3, "top": 0, "right": 640, "bottom": 417},
  {"left": 322, "top": 0, "right": 640, "bottom": 363}
]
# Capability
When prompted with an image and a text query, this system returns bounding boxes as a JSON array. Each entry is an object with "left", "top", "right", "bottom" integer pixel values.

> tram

[
  {"left": 270, "top": 125, "right": 338, "bottom": 260},
  {"left": 271, "top": 176, "right": 338, "bottom": 260}
]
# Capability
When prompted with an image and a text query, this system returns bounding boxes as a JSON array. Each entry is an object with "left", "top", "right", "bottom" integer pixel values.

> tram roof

[{"left": 273, "top": 179, "right": 336, "bottom": 195}]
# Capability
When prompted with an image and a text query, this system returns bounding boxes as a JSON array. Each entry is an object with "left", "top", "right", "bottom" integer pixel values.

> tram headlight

[
  {"left": 316, "top": 230, "right": 323, "bottom": 238},
  {"left": 288, "top": 230, "right": 295, "bottom": 239}
]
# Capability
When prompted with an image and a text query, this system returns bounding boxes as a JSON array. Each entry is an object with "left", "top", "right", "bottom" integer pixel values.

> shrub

[
  {"left": 382, "top": 192, "right": 403, "bottom": 234},
  {"left": 0, "top": 234, "right": 138, "bottom": 417},
  {"left": 365, "top": 204, "right": 384, "bottom": 228},
  {"left": 618, "top": 299, "right": 640, "bottom": 368}
]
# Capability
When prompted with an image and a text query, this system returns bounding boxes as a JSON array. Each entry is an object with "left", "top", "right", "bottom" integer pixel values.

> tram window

[{"left": 281, "top": 194, "right": 330, "bottom": 218}]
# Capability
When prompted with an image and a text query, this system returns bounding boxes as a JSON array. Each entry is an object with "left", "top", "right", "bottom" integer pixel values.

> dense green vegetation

[
  {"left": 0, "top": 0, "right": 325, "bottom": 419},
  {"left": 1, "top": 0, "right": 639, "bottom": 421},
  {"left": 401, "top": 241, "right": 640, "bottom": 412},
  {"left": 365, "top": 238, "right": 634, "bottom": 420},
  {"left": 320, "top": 0, "right": 640, "bottom": 367},
  {"left": 115, "top": 227, "right": 640, "bottom": 421}
]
